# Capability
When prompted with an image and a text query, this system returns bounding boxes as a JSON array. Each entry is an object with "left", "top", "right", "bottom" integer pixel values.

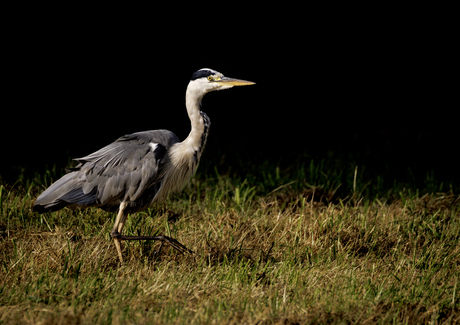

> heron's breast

[{"left": 150, "top": 144, "right": 197, "bottom": 203}]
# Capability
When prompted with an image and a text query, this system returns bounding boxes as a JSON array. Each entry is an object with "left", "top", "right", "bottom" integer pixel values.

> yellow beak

[{"left": 217, "top": 77, "right": 255, "bottom": 86}]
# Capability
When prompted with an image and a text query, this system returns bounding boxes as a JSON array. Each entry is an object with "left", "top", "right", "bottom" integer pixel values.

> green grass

[{"left": 1, "top": 157, "right": 459, "bottom": 324}]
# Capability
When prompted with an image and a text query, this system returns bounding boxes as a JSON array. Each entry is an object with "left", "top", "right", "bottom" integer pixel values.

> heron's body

[{"left": 33, "top": 68, "right": 254, "bottom": 264}]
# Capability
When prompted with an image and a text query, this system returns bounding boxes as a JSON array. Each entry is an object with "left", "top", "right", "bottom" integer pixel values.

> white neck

[
  {"left": 155, "top": 81, "right": 210, "bottom": 201},
  {"left": 183, "top": 83, "right": 206, "bottom": 151}
]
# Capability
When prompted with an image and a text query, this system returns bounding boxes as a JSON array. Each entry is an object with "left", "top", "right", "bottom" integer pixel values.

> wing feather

[{"left": 33, "top": 130, "right": 180, "bottom": 213}]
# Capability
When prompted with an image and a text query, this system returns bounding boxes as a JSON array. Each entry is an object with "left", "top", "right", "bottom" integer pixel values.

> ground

[{"left": 1, "top": 157, "right": 459, "bottom": 324}]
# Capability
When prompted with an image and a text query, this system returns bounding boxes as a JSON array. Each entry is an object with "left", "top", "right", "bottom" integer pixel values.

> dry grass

[{"left": 1, "top": 175, "right": 459, "bottom": 324}]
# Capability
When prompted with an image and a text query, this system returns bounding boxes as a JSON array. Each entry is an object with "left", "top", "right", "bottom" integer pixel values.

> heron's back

[{"left": 33, "top": 130, "right": 181, "bottom": 214}]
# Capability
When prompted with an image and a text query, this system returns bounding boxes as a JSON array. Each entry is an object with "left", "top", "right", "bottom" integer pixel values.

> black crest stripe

[{"left": 191, "top": 69, "right": 214, "bottom": 80}]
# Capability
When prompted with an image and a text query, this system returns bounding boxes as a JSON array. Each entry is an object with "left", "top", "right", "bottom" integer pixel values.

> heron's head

[{"left": 188, "top": 68, "right": 255, "bottom": 94}]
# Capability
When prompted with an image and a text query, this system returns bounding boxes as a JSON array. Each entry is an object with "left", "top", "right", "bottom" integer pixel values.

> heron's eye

[{"left": 207, "top": 76, "right": 213, "bottom": 81}]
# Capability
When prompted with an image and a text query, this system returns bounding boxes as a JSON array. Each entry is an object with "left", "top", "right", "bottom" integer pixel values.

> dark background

[{"left": 2, "top": 7, "right": 458, "bottom": 186}]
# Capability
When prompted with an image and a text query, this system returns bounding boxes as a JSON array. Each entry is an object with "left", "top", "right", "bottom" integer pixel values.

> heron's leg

[
  {"left": 117, "top": 210, "right": 129, "bottom": 233},
  {"left": 111, "top": 201, "right": 128, "bottom": 264},
  {"left": 111, "top": 202, "right": 193, "bottom": 257}
]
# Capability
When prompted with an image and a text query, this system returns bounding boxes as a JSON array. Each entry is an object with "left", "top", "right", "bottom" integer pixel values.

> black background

[{"left": 2, "top": 7, "right": 458, "bottom": 185}]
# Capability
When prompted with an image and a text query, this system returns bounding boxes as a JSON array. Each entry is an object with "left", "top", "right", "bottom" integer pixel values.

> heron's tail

[{"left": 33, "top": 172, "right": 96, "bottom": 214}]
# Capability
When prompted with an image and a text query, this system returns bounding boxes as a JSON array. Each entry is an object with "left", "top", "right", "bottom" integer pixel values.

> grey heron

[{"left": 33, "top": 68, "right": 255, "bottom": 264}]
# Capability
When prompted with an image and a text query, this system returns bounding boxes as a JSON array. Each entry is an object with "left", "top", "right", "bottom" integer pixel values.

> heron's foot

[
  {"left": 111, "top": 230, "right": 122, "bottom": 238},
  {"left": 112, "top": 233, "right": 194, "bottom": 255}
]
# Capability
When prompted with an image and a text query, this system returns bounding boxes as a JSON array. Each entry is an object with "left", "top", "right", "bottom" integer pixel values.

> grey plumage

[
  {"left": 33, "top": 130, "right": 179, "bottom": 214},
  {"left": 32, "top": 68, "right": 254, "bottom": 264}
]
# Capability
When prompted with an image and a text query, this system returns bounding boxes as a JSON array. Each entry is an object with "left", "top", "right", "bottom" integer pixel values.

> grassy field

[{"left": 0, "top": 154, "right": 459, "bottom": 324}]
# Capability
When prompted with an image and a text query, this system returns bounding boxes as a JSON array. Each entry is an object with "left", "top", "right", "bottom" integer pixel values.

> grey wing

[{"left": 33, "top": 130, "right": 180, "bottom": 213}]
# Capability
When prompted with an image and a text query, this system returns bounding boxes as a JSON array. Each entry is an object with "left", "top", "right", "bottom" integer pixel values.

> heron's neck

[{"left": 183, "top": 87, "right": 207, "bottom": 151}]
